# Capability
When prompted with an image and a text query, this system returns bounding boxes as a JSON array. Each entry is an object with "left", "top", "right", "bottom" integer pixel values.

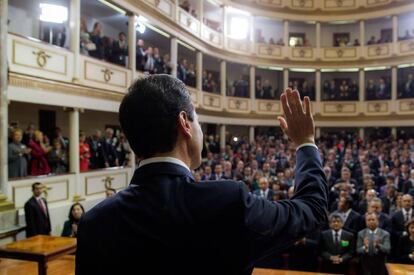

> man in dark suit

[
  {"left": 101, "top": 128, "right": 119, "bottom": 167},
  {"left": 357, "top": 212, "right": 391, "bottom": 275},
  {"left": 76, "top": 76, "right": 328, "bottom": 275},
  {"left": 87, "top": 130, "right": 106, "bottom": 169},
  {"left": 391, "top": 194, "right": 414, "bottom": 257},
  {"left": 24, "top": 182, "right": 51, "bottom": 237},
  {"left": 333, "top": 196, "right": 361, "bottom": 234},
  {"left": 111, "top": 32, "right": 128, "bottom": 66},
  {"left": 320, "top": 213, "right": 354, "bottom": 274},
  {"left": 135, "top": 39, "right": 146, "bottom": 71},
  {"left": 253, "top": 177, "right": 274, "bottom": 201}
]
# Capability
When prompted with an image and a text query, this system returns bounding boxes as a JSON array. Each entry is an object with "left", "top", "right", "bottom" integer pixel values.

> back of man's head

[{"left": 119, "top": 75, "right": 194, "bottom": 159}]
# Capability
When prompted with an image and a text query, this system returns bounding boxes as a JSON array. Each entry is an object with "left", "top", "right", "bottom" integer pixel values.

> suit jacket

[
  {"left": 357, "top": 228, "right": 390, "bottom": 256},
  {"left": 76, "top": 146, "right": 328, "bottom": 275},
  {"left": 24, "top": 196, "right": 51, "bottom": 237},
  {"left": 253, "top": 189, "right": 274, "bottom": 201},
  {"left": 333, "top": 209, "right": 361, "bottom": 234},
  {"left": 391, "top": 209, "right": 414, "bottom": 238},
  {"left": 320, "top": 229, "right": 354, "bottom": 262}
]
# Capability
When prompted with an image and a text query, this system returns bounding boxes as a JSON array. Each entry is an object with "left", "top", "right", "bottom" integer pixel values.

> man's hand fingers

[
  {"left": 286, "top": 89, "right": 298, "bottom": 115},
  {"left": 293, "top": 90, "right": 305, "bottom": 113},
  {"left": 278, "top": 116, "right": 288, "bottom": 132},
  {"left": 280, "top": 92, "right": 292, "bottom": 117},
  {"left": 304, "top": 96, "right": 311, "bottom": 116}
]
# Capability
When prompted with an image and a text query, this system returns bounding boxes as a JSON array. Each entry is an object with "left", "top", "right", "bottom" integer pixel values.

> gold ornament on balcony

[
  {"left": 336, "top": 0, "right": 343, "bottom": 7},
  {"left": 266, "top": 47, "right": 273, "bottom": 55},
  {"left": 186, "top": 18, "right": 192, "bottom": 27},
  {"left": 32, "top": 50, "right": 51, "bottom": 68},
  {"left": 103, "top": 176, "right": 115, "bottom": 189},
  {"left": 337, "top": 49, "right": 344, "bottom": 57},
  {"left": 266, "top": 102, "right": 273, "bottom": 111},
  {"left": 299, "top": 0, "right": 306, "bottom": 7},
  {"left": 375, "top": 47, "right": 382, "bottom": 56},
  {"left": 101, "top": 68, "right": 114, "bottom": 82},
  {"left": 208, "top": 96, "right": 214, "bottom": 106},
  {"left": 336, "top": 104, "right": 343, "bottom": 112},
  {"left": 409, "top": 101, "right": 414, "bottom": 111},
  {"left": 235, "top": 100, "right": 241, "bottom": 109},
  {"left": 299, "top": 49, "right": 306, "bottom": 57},
  {"left": 374, "top": 103, "right": 381, "bottom": 112}
]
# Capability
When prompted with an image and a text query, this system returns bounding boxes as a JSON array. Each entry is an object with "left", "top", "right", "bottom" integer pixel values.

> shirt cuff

[{"left": 296, "top": 143, "right": 318, "bottom": 151}]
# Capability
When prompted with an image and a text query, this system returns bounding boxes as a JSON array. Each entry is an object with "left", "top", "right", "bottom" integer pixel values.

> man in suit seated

[
  {"left": 357, "top": 212, "right": 391, "bottom": 275},
  {"left": 76, "top": 76, "right": 328, "bottom": 275},
  {"left": 320, "top": 213, "right": 354, "bottom": 274},
  {"left": 253, "top": 177, "right": 274, "bottom": 201},
  {"left": 333, "top": 196, "right": 361, "bottom": 234},
  {"left": 211, "top": 164, "right": 224, "bottom": 181}
]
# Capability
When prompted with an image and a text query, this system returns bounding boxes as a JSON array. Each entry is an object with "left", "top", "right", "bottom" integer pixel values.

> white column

[
  {"left": 359, "top": 128, "right": 365, "bottom": 139},
  {"left": 283, "top": 68, "right": 289, "bottom": 89},
  {"left": 69, "top": 108, "right": 80, "bottom": 175},
  {"left": 359, "top": 20, "right": 365, "bottom": 46},
  {"left": 250, "top": 66, "right": 255, "bottom": 100},
  {"left": 128, "top": 13, "right": 137, "bottom": 79},
  {"left": 170, "top": 37, "right": 178, "bottom": 77},
  {"left": 0, "top": 0, "right": 8, "bottom": 197},
  {"left": 70, "top": 0, "right": 81, "bottom": 82},
  {"left": 392, "top": 66, "right": 398, "bottom": 100},
  {"left": 391, "top": 127, "right": 397, "bottom": 139},
  {"left": 316, "top": 69, "right": 321, "bottom": 102},
  {"left": 392, "top": 15, "right": 398, "bottom": 43},
  {"left": 220, "top": 124, "right": 226, "bottom": 150},
  {"left": 315, "top": 127, "right": 321, "bottom": 139},
  {"left": 316, "top": 22, "right": 321, "bottom": 49},
  {"left": 359, "top": 69, "right": 365, "bottom": 101},
  {"left": 283, "top": 20, "right": 289, "bottom": 46},
  {"left": 220, "top": 60, "right": 226, "bottom": 96},
  {"left": 198, "top": 0, "right": 203, "bottom": 22},
  {"left": 249, "top": 126, "right": 255, "bottom": 143},
  {"left": 196, "top": 51, "right": 203, "bottom": 91}
]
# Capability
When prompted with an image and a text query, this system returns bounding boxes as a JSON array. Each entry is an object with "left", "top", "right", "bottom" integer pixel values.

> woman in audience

[
  {"left": 396, "top": 218, "right": 414, "bottom": 263},
  {"left": 79, "top": 132, "right": 91, "bottom": 172},
  {"left": 48, "top": 138, "right": 68, "bottom": 174},
  {"left": 61, "top": 202, "right": 85, "bottom": 238},
  {"left": 80, "top": 17, "right": 91, "bottom": 56},
  {"left": 89, "top": 22, "right": 104, "bottom": 59},
  {"left": 115, "top": 132, "right": 131, "bottom": 167},
  {"left": 28, "top": 130, "right": 51, "bottom": 176},
  {"left": 8, "top": 128, "right": 30, "bottom": 178}
]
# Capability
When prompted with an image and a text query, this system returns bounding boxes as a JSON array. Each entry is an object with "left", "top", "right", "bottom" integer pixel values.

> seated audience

[{"left": 61, "top": 202, "right": 85, "bottom": 237}]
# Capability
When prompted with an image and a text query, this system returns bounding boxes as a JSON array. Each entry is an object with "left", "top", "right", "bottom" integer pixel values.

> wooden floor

[{"left": 0, "top": 255, "right": 75, "bottom": 275}]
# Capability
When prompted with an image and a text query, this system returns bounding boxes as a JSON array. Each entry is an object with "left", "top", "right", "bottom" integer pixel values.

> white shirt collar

[
  {"left": 138, "top": 157, "right": 190, "bottom": 172},
  {"left": 332, "top": 229, "right": 342, "bottom": 236},
  {"left": 403, "top": 208, "right": 412, "bottom": 215},
  {"left": 369, "top": 228, "right": 378, "bottom": 234}
]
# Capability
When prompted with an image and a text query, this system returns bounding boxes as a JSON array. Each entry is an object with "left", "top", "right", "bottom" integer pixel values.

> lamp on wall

[{"left": 39, "top": 3, "right": 68, "bottom": 44}]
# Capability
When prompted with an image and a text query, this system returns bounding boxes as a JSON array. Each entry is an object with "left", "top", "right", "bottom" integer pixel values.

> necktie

[
  {"left": 38, "top": 198, "right": 47, "bottom": 216},
  {"left": 334, "top": 231, "right": 339, "bottom": 247},
  {"left": 261, "top": 190, "right": 265, "bottom": 198},
  {"left": 406, "top": 212, "right": 410, "bottom": 223},
  {"left": 368, "top": 232, "right": 375, "bottom": 256}
]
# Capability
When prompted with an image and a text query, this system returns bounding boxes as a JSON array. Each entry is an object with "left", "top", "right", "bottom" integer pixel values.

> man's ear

[{"left": 178, "top": 111, "right": 192, "bottom": 139}]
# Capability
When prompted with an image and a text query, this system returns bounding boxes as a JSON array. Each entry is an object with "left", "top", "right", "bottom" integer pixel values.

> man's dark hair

[
  {"left": 119, "top": 75, "right": 194, "bottom": 158},
  {"left": 329, "top": 213, "right": 344, "bottom": 223},
  {"left": 32, "top": 182, "right": 42, "bottom": 191}
]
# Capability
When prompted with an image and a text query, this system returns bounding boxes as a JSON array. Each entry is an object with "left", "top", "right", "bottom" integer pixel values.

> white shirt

[
  {"left": 138, "top": 157, "right": 190, "bottom": 172},
  {"left": 403, "top": 208, "right": 413, "bottom": 221},
  {"left": 343, "top": 208, "right": 352, "bottom": 222}
]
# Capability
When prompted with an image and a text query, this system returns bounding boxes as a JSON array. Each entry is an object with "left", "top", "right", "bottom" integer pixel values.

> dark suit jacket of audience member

[
  {"left": 357, "top": 227, "right": 391, "bottom": 275},
  {"left": 288, "top": 230, "right": 320, "bottom": 272},
  {"left": 333, "top": 209, "right": 361, "bottom": 235},
  {"left": 111, "top": 40, "right": 128, "bottom": 66},
  {"left": 88, "top": 35, "right": 104, "bottom": 59},
  {"left": 253, "top": 188, "right": 275, "bottom": 201},
  {"left": 101, "top": 138, "right": 118, "bottom": 167},
  {"left": 396, "top": 235, "right": 414, "bottom": 264},
  {"left": 360, "top": 212, "right": 391, "bottom": 233},
  {"left": 76, "top": 146, "right": 328, "bottom": 275},
  {"left": 87, "top": 138, "right": 106, "bottom": 169},
  {"left": 390, "top": 209, "right": 414, "bottom": 258},
  {"left": 320, "top": 229, "right": 354, "bottom": 274},
  {"left": 135, "top": 46, "right": 145, "bottom": 71},
  {"left": 24, "top": 196, "right": 51, "bottom": 237}
]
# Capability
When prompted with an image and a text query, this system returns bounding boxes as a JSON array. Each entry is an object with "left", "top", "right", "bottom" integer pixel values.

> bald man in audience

[{"left": 253, "top": 177, "right": 274, "bottom": 201}]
